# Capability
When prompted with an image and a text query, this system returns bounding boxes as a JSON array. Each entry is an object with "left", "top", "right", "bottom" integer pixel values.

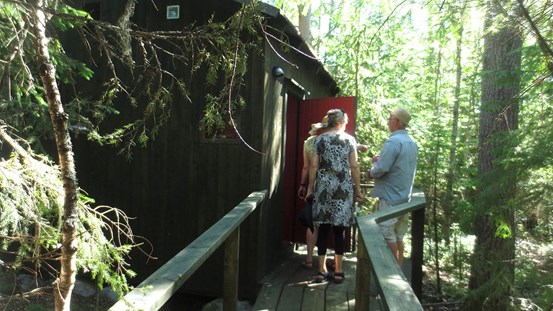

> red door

[{"left": 283, "top": 95, "right": 356, "bottom": 250}]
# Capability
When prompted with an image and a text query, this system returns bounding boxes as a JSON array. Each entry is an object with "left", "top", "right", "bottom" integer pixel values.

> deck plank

[
  {"left": 301, "top": 285, "right": 327, "bottom": 311},
  {"left": 347, "top": 291, "right": 356, "bottom": 310},
  {"left": 275, "top": 284, "right": 305, "bottom": 311},
  {"left": 252, "top": 248, "right": 390, "bottom": 311},
  {"left": 287, "top": 267, "right": 316, "bottom": 286},
  {"left": 260, "top": 255, "right": 302, "bottom": 285},
  {"left": 325, "top": 290, "right": 350, "bottom": 310},
  {"left": 252, "top": 285, "right": 282, "bottom": 310}
]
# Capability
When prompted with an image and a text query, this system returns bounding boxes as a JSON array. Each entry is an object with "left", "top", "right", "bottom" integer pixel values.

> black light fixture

[{"left": 272, "top": 66, "right": 284, "bottom": 78}]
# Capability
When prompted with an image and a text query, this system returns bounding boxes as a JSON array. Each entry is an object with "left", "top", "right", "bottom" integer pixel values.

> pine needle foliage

[
  {"left": 0, "top": 146, "right": 63, "bottom": 253},
  {"left": 0, "top": 128, "right": 137, "bottom": 296},
  {"left": 0, "top": 0, "right": 265, "bottom": 159},
  {"left": 68, "top": 2, "right": 264, "bottom": 158}
]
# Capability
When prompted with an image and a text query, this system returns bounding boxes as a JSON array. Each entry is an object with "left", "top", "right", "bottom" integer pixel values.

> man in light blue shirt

[{"left": 369, "top": 107, "right": 418, "bottom": 266}]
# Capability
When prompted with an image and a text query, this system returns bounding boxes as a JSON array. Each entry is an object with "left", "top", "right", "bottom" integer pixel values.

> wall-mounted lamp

[
  {"left": 272, "top": 66, "right": 284, "bottom": 78},
  {"left": 167, "top": 5, "right": 180, "bottom": 20}
]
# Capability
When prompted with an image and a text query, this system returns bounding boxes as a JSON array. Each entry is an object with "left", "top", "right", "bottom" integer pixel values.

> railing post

[
  {"left": 356, "top": 233, "right": 370, "bottom": 311},
  {"left": 411, "top": 206, "right": 425, "bottom": 299},
  {"left": 224, "top": 228, "right": 240, "bottom": 311}
]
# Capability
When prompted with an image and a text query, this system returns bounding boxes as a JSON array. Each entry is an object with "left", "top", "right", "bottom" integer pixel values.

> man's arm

[{"left": 370, "top": 140, "right": 399, "bottom": 178}]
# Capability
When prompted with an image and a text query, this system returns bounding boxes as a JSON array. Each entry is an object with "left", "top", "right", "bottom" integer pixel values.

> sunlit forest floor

[
  {"left": 0, "top": 274, "right": 115, "bottom": 311},
  {"left": 0, "top": 272, "right": 209, "bottom": 311},
  {"left": 421, "top": 232, "right": 553, "bottom": 310}
]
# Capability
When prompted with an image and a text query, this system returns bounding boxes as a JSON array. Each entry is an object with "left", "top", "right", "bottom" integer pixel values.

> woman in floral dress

[{"left": 306, "top": 109, "right": 363, "bottom": 283}]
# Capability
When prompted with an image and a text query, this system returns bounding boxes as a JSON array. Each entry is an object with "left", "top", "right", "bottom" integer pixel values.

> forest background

[
  {"left": 0, "top": 0, "right": 552, "bottom": 310},
  {"left": 267, "top": 0, "right": 553, "bottom": 310}
]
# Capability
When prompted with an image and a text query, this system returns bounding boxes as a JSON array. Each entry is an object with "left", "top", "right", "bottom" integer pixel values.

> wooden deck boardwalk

[{"left": 252, "top": 246, "right": 393, "bottom": 311}]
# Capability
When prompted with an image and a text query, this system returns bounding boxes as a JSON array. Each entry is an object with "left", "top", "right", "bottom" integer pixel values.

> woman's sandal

[
  {"left": 301, "top": 261, "right": 313, "bottom": 269},
  {"left": 312, "top": 272, "right": 331, "bottom": 283},
  {"left": 333, "top": 272, "right": 345, "bottom": 284}
]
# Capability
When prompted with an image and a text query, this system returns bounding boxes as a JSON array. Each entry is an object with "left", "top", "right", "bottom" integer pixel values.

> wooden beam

[
  {"left": 109, "top": 191, "right": 267, "bottom": 311},
  {"left": 355, "top": 189, "right": 426, "bottom": 311},
  {"left": 411, "top": 207, "right": 425, "bottom": 299},
  {"left": 355, "top": 234, "right": 370, "bottom": 311},
  {"left": 224, "top": 228, "right": 240, "bottom": 311}
]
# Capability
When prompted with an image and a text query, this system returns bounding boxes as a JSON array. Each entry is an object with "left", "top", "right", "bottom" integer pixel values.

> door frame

[{"left": 282, "top": 90, "right": 357, "bottom": 251}]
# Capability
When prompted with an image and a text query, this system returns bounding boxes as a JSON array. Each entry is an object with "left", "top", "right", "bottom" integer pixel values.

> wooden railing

[
  {"left": 109, "top": 190, "right": 268, "bottom": 311},
  {"left": 355, "top": 189, "right": 426, "bottom": 311}
]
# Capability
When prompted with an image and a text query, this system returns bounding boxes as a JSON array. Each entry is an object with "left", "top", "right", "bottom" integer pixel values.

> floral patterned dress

[{"left": 312, "top": 132, "right": 357, "bottom": 227}]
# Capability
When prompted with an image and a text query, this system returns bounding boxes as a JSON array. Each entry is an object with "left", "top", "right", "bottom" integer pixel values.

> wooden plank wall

[{"left": 69, "top": 0, "right": 341, "bottom": 301}]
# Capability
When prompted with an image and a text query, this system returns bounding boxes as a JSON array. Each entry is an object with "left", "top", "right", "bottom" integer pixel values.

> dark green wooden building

[{"left": 71, "top": 0, "right": 356, "bottom": 301}]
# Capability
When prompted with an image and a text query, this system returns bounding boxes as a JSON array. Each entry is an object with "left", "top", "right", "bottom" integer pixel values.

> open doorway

[{"left": 282, "top": 95, "right": 357, "bottom": 250}]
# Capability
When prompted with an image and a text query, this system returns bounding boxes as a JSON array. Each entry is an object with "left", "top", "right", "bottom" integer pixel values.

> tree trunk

[
  {"left": 31, "top": 1, "right": 79, "bottom": 310},
  {"left": 297, "top": 3, "right": 313, "bottom": 47},
  {"left": 465, "top": 1, "right": 522, "bottom": 310},
  {"left": 445, "top": 4, "right": 466, "bottom": 247},
  {"left": 431, "top": 47, "right": 443, "bottom": 295}
]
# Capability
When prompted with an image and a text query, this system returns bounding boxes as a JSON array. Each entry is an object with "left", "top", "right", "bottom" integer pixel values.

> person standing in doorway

[
  {"left": 298, "top": 118, "right": 368, "bottom": 270},
  {"left": 297, "top": 117, "right": 328, "bottom": 269},
  {"left": 369, "top": 107, "right": 418, "bottom": 266},
  {"left": 306, "top": 109, "right": 363, "bottom": 284}
]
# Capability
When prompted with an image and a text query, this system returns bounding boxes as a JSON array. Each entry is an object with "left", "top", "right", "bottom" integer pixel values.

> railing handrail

[
  {"left": 355, "top": 189, "right": 426, "bottom": 311},
  {"left": 109, "top": 190, "right": 268, "bottom": 311}
]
